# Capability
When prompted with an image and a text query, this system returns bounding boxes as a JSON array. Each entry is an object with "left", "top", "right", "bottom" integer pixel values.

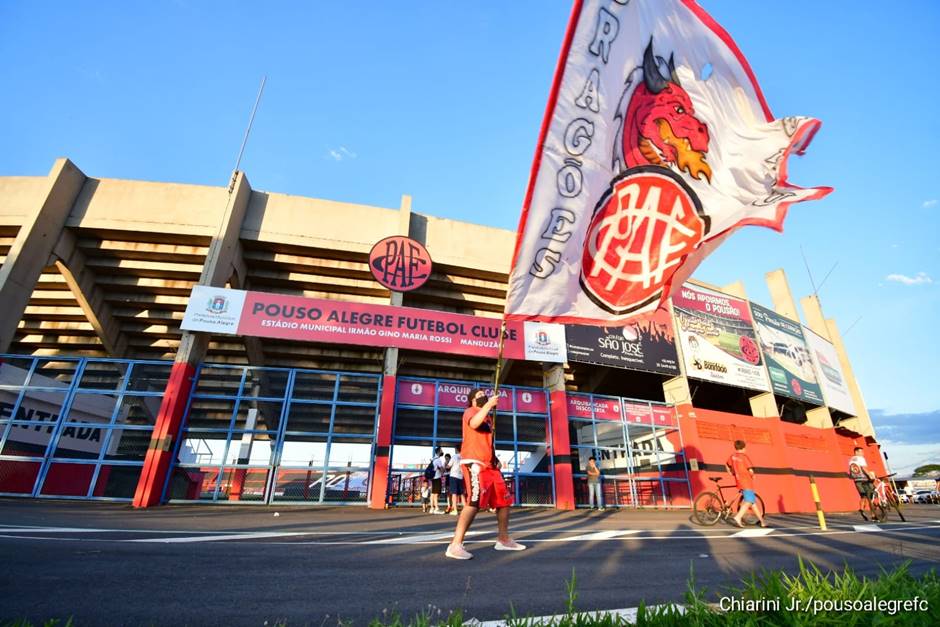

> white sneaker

[
  {"left": 449, "top": 509, "right": 459, "bottom": 516},
  {"left": 445, "top": 543, "right": 473, "bottom": 560},
  {"left": 494, "top": 539, "right": 527, "bottom": 551}
]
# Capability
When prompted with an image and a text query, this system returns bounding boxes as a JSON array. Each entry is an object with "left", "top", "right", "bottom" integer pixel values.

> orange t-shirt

[
  {"left": 461, "top": 406, "right": 496, "bottom": 467},
  {"left": 726, "top": 452, "right": 755, "bottom": 490}
]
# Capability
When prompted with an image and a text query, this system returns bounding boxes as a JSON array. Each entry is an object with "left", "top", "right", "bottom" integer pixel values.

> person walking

[
  {"left": 848, "top": 446, "right": 877, "bottom": 520},
  {"left": 586, "top": 455, "right": 604, "bottom": 510},
  {"left": 726, "top": 439, "right": 767, "bottom": 528},
  {"left": 447, "top": 450, "right": 465, "bottom": 516},
  {"left": 430, "top": 447, "right": 445, "bottom": 514},
  {"left": 445, "top": 388, "right": 526, "bottom": 559}
]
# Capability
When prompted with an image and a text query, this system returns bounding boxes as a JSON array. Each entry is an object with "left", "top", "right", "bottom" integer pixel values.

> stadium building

[{"left": 0, "top": 158, "right": 885, "bottom": 512}]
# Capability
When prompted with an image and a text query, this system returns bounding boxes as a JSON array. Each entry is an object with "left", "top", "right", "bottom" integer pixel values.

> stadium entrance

[
  {"left": 567, "top": 392, "right": 692, "bottom": 508},
  {"left": 388, "top": 377, "right": 555, "bottom": 507}
]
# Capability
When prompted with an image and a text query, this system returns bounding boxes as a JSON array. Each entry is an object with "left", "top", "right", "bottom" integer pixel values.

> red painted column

[
  {"left": 549, "top": 388, "right": 575, "bottom": 510},
  {"left": 369, "top": 374, "right": 397, "bottom": 509},
  {"left": 133, "top": 362, "right": 196, "bottom": 508}
]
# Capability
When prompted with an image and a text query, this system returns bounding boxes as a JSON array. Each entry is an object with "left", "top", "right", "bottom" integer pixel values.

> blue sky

[{"left": 2, "top": 1, "right": 937, "bottom": 472}]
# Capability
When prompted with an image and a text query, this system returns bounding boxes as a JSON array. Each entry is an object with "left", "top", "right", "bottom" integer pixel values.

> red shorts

[{"left": 461, "top": 463, "right": 512, "bottom": 509}]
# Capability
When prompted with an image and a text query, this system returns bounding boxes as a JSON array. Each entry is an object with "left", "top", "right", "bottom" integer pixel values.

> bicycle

[
  {"left": 867, "top": 473, "right": 906, "bottom": 523},
  {"left": 693, "top": 477, "right": 766, "bottom": 526}
]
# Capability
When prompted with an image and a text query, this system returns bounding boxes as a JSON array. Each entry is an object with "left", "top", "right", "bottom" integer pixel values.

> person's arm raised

[{"left": 468, "top": 396, "right": 499, "bottom": 429}]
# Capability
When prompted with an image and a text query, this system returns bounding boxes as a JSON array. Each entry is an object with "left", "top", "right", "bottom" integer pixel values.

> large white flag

[{"left": 506, "top": 0, "right": 831, "bottom": 324}]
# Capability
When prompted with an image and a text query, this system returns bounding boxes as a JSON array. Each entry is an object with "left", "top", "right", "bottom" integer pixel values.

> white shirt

[
  {"left": 848, "top": 455, "right": 869, "bottom": 481},
  {"left": 449, "top": 453, "right": 463, "bottom": 478},
  {"left": 432, "top": 456, "right": 446, "bottom": 479}
]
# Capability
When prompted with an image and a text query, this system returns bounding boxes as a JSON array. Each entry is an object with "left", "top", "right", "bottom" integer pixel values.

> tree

[{"left": 912, "top": 464, "right": 940, "bottom": 476}]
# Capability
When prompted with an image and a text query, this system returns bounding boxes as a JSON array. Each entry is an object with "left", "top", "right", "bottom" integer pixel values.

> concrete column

[
  {"left": 765, "top": 269, "right": 799, "bottom": 320},
  {"left": 662, "top": 375, "right": 692, "bottom": 405},
  {"left": 749, "top": 392, "right": 779, "bottom": 418},
  {"left": 133, "top": 171, "right": 253, "bottom": 508},
  {"left": 805, "top": 406, "right": 834, "bottom": 429},
  {"left": 369, "top": 194, "right": 411, "bottom": 508},
  {"left": 825, "top": 318, "right": 874, "bottom": 437},
  {"left": 0, "top": 158, "right": 86, "bottom": 353},
  {"left": 721, "top": 280, "right": 747, "bottom": 300},
  {"left": 800, "top": 294, "right": 828, "bottom": 338},
  {"left": 544, "top": 363, "right": 574, "bottom": 510}
]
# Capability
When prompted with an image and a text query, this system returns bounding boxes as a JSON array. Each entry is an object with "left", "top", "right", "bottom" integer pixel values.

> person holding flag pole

[
  {"left": 446, "top": 322, "right": 527, "bottom": 560},
  {"left": 448, "top": 0, "right": 830, "bottom": 558}
]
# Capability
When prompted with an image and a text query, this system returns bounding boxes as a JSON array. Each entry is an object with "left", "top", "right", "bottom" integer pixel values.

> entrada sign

[{"left": 368, "top": 235, "right": 432, "bottom": 292}]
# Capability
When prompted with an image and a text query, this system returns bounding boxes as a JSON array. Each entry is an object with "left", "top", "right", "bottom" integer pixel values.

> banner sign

[
  {"left": 396, "top": 379, "right": 548, "bottom": 415},
  {"left": 750, "top": 303, "right": 823, "bottom": 404},
  {"left": 504, "top": 0, "right": 831, "bottom": 325},
  {"left": 182, "top": 287, "right": 567, "bottom": 363},
  {"left": 566, "top": 393, "right": 677, "bottom": 427},
  {"left": 565, "top": 306, "right": 678, "bottom": 374},
  {"left": 803, "top": 326, "right": 856, "bottom": 416},
  {"left": 567, "top": 394, "right": 623, "bottom": 421},
  {"left": 673, "top": 284, "right": 769, "bottom": 392}
]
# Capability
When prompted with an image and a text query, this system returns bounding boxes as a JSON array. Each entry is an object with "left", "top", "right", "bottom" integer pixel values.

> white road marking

[
  {"left": 552, "top": 530, "right": 641, "bottom": 542},
  {"left": 2, "top": 521, "right": 940, "bottom": 546},
  {"left": 128, "top": 532, "right": 309, "bottom": 543},
  {"left": 853, "top": 524, "right": 883, "bottom": 533},
  {"left": 731, "top": 528, "right": 774, "bottom": 538},
  {"left": 0, "top": 527, "right": 114, "bottom": 533}
]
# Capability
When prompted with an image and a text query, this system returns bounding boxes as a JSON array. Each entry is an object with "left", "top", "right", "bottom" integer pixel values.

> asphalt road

[{"left": 2, "top": 500, "right": 939, "bottom": 626}]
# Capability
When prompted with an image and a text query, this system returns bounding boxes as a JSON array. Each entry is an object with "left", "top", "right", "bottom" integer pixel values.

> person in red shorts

[
  {"left": 445, "top": 388, "right": 526, "bottom": 560},
  {"left": 726, "top": 439, "right": 767, "bottom": 528}
]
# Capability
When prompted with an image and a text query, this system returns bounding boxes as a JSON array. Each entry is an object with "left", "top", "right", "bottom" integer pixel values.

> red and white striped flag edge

[{"left": 505, "top": 0, "right": 832, "bottom": 325}]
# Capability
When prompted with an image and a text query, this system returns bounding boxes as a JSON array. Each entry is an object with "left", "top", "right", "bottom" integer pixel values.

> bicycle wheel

[
  {"left": 737, "top": 494, "right": 766, "bottom": 526},
  {"left": 693, "top": 491, "right": 723, "bottom": 526},
  {"left": 886, "top": 492, "right": 906, "bottom": 522}
]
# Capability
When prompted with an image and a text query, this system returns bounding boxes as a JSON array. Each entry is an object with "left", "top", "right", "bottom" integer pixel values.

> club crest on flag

[{"left": 506, "top": 0, "right": 832, "bottom": 325}]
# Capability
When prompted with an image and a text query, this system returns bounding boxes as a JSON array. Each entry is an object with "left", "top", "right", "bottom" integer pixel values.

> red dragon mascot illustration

[{"left": 622, "top": 41, "right": 712, "bottom": 183}]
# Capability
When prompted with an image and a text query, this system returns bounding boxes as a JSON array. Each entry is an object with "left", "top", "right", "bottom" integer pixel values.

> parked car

[
  {"left": 899, "top": 492, "right": 911, "bottom": 504},
  {"left": 912, "top": 490, "right": 937, "bottom": 504}
]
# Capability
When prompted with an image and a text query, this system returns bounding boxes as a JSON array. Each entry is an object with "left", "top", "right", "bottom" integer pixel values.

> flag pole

[{"left": 491, "top": 318, "right": 508, "bottom": 430}]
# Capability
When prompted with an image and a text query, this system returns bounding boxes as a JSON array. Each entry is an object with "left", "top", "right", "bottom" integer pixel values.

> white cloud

[
  {"left": 885, "top": 272, "right": 933, "bottom": 286},
  {"left": 326, "top": 146, "right": 357, "bottom": 162},
  {"left": 922, "top": 199, "right": 938, "bottom": 208}
]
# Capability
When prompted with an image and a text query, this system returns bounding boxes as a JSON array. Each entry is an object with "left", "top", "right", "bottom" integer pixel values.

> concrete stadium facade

[{"left": 0, "top": 158, "right": 883, "bottom": 513}]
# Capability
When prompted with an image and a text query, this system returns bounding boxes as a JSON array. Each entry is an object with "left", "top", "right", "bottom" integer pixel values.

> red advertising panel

[
  {"left": 623, "top": 402, "right": 677, "bottom": 428},
  {"left": 566, "top": 394, "right": 622, "bottom": 421},
  {"left": 396, "top": 379, "right": 547, "bottom": 414},
  {"left": 238, "top": 292, "right": 526, "bottom": 360}
]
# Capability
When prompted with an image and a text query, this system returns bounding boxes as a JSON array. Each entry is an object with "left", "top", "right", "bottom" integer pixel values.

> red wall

[{"left": 676, "top": 405, "right": 885, "bottom": 514}]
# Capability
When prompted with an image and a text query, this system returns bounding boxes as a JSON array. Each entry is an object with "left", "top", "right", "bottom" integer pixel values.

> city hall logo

[
  {"left": 536, "top": 330, "right": 550, "bottom": 346},
  {"left": 369, "top": 236, "right": 432, "bottom": 292},
  {"left": 206, "top": 295, "right": 230, "bottom": 315},
  {"left": 581, "top": 41, "right": 711, "bottom": 315}
]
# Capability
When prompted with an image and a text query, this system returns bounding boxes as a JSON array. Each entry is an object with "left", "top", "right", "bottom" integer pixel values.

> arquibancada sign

[{"left": 181, "top": 286, "right": 566, "bottom": 363}]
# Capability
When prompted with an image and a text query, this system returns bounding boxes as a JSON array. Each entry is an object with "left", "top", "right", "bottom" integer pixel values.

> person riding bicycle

[
  {"left": 725, "top": 440, "right": 767, "bottom": 528},
  {"left": 848, "top": 446, "right": 877, "bottom": 521}
]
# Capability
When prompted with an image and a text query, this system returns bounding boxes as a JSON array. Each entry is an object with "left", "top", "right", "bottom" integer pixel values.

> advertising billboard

[
  {"left": 565, "top": 306, "right": 679, "bottom": 375},
  {"left": 803, "top": 326, "right": 857, "bottom": 416},
  {"left": 672, "top": 284, "right": 769, "bottom": 392},
  {"left": 750, "top": 303, "right": 823, "bottom": 404}
]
